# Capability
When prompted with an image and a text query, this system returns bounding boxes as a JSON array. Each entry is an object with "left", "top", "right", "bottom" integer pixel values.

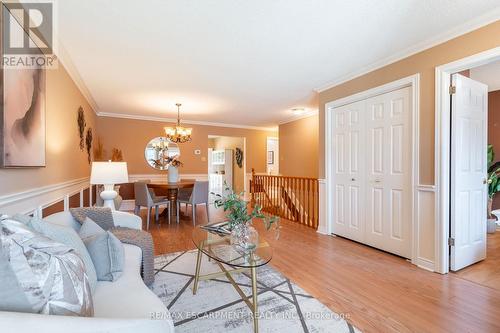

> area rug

[{"left": 152, "top": 250, "right": 360, "bottom": 333}]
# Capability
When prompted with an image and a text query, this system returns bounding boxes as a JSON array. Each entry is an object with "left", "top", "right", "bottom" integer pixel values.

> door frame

[
  {"left": 266, "top": 136, "right": 279, "bottom": 175},
  {"left": 435, "top": 47, "right": 500, "bottom": 274},
  {"left": 325, "top": 74, "right": 420, "bottom": 266}
]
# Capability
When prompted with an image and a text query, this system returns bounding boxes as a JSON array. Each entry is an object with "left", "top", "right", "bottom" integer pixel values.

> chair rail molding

[
  {"left": 122, "top": 173, "right": 210, "bottom": 212},
  {"left": 128, "top": 173, "right": 209, "bottom": 183},
  {"left": 0, "top": 177, "right": 90, "bottom": 216}
]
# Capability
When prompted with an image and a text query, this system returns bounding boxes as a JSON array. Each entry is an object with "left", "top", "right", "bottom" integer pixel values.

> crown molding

[
  {"left": 56, "top": 40, "right": 100, "bottom": 113},
  {"left": 278, "top": 110, "right": 318, "bottom": 125},
  {"left": 314, "top": 8, "right": 500, "bottom": 93},
  {"left": 97, "top": 111, "right": 278, "bottom": 132}
]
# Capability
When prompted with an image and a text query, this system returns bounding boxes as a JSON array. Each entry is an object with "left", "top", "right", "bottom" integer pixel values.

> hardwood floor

[
  {"left": 453, "top": 231, "right": 500, "bottom": 290},
  {"left": 137, "top": 205, "right": 500, "bottom": 333}
]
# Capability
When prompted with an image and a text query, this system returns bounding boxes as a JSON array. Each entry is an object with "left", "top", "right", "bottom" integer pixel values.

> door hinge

[
  {"left": 448, "top": 237, "right": 455, "bottom": 246},
  {"left": 449, "top": 85, "right": 456, "bottom": 95}
]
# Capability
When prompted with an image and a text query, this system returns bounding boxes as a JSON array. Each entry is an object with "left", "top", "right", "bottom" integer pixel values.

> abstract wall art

[
  {"left": 0, "top": 5, "right": 46, "bottom": 168},
  {"left": 0, "top": 65, "right": 46, "bottom": 168}
]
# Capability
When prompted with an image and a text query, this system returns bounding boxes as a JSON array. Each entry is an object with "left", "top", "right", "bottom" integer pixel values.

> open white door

[{"left": 450, "top": 73, "right": 488, "bottom": 271}]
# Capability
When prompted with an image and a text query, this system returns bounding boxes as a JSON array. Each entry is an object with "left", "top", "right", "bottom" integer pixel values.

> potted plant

[
  {"left": 487, "top": 144, "right": 500, "bottom": 233},
  {"left": 213, "top": 184, "right": 279, "bottom": 250}
]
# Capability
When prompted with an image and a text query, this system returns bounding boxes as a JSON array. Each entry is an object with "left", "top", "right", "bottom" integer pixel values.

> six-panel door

[
  {"left": 332, "top": 87, "right": 412, "bottom": 259},
  {"left": 333, "top": 100, "right": 366, "bottom": 242}
]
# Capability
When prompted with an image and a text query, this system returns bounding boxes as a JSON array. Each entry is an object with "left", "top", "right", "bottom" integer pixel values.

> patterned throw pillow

[
  {"left": 0, "top": 218, "right": 94, "bottom": 316},
  {"left": 12, "top": 214, "right": 98, "bottom": 294}
]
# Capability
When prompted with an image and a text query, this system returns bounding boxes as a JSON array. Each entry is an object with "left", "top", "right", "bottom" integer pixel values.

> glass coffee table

[{"left": 192, "top": 226, "right": 273, "bottom": 333}]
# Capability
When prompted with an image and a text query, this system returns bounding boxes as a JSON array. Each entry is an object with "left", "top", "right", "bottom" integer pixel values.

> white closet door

[
  {"left": 332, "top": 100, "right": 366, "bottom": 242},
  {"left": 364, "top": 87, "right": 412, "bottom": 258}
]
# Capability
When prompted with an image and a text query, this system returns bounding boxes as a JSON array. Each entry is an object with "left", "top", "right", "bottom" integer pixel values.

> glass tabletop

[{"left": 192, "top": 226, "right": 273, "bottom": 268}]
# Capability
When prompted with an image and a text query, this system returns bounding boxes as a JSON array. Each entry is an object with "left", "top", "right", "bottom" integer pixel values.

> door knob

[
  {"left": 483, "top": 178, "right": 488, "bottom": 185},
  {"left": 351, "top": 178, "right": 356, "bottom": 181},
  {"left": 374, "top": 179, "right": 382, "bottom": 183}
]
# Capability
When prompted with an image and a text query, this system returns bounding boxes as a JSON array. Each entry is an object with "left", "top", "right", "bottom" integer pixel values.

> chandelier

[{"left": 164, "top": 103, "right": 192, "bottom": 143}]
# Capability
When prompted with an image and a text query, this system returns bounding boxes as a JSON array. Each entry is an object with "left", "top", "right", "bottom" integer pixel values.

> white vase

[{"left": 168, "top": 166, "right": 179, "bottom": 183}]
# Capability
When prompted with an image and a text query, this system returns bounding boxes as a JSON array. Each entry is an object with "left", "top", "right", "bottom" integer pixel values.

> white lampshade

[{"left": 90, "top": 161, "right": 129, "bottom": 185}]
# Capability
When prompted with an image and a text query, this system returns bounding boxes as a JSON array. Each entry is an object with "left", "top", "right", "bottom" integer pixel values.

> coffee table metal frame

[{"left": 192, "top": 229, "right": 272, "bottom": 333}]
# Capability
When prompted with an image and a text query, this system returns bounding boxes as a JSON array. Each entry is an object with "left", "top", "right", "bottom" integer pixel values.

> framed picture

[
  {"left": 267, "top": 151, "right": 274, "bottom": 164},
  {"left": 0, "top": 4, "right": 46, "bottom": 167}
]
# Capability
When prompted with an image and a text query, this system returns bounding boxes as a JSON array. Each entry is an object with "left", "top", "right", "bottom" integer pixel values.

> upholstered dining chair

[
  {"left": 176, "top": 181, "right": 209, "bottom": 225},
  {"left": 134, "top": 181, "right": 170, "bottom": 229}
]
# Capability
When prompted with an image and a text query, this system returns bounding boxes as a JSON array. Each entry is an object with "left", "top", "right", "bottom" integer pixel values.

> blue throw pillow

[{"left": 80, "top": 218, "right": 125, "bottom": 282}]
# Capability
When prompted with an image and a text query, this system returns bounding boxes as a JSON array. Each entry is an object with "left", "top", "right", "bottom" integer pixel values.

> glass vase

[{"left": 231, "top": 223, "right": 259, "bottom": 250}]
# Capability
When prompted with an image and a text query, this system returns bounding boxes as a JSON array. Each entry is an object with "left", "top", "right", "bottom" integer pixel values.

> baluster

[
  {"left": 301, "top": 178, "right": 304, "bottom": 225},
  {"left": 304, "top": 179, "right": 311, "bottom": 226}
]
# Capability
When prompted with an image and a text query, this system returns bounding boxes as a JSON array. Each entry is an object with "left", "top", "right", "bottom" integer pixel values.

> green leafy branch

[{"left": 212, "top": 183, "right": 279, "bottom": 232}]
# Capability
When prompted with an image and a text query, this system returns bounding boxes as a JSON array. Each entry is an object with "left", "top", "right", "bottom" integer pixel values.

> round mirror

[{"left": 145, "top": 137, "right": 180, "bottom": 170}]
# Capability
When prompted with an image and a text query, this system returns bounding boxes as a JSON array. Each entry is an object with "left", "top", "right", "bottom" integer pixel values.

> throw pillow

[
  {"left": 78, "top": 217, "right": 105, "bottom": 239},
  {"left": 0, "top": 218, "right": 94, "bottom": 316},
  {"left": 80, "top": 219, "right": 125, "bottom": 282},
  {"left": 23, "top": 215, "right": 98, "bottom": 294},
  {"left": 0, "top": 246, "right": 32, "bottom": 312},
  {"left": 70, "top": 207, "right": 115, "bottom": 230}
]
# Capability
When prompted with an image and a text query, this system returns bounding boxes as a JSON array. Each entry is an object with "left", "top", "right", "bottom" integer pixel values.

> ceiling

[
  {"left": 470, "top": 61, "right": 500, "bottom": 92},
  {"left": 56, "top": 0, "right": 500, "bottom": 127}
]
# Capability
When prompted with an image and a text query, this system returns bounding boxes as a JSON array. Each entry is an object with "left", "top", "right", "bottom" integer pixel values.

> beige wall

[
  {"left": 279, "top": 114, "right": 319, "bottom": 178},
  {"left": 211, "top": 136, "right": 245, "bottom": 193},
  {"left": 318, "top": 20, "right": 500, "bottom": 183},
  {"left": 0, "top": 64, "right": 97, "bottom": 196},
  {"left": 96, "top": 116, "right": 277, "bottom": 176}
]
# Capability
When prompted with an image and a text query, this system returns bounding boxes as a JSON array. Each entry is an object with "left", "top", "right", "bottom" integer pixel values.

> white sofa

[{"left": 0, "top": 211, "right": 174, "bottom": 333}]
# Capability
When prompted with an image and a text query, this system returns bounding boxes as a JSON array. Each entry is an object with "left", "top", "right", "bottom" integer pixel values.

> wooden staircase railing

[{"left": 250, "top": 169, "right": 319, "bottom": 229}]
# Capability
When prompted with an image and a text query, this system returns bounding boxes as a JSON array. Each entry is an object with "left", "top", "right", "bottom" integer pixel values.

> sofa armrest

[
  {"left": 112, "top": 211, "right": 142, "bottom": 230},
  {"left": 0, "top": 311, "right": 173, "bottom": 333}
]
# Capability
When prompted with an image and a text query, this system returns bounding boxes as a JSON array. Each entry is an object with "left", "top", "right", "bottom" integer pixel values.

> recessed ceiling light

[{"left": 291, "top": 108, "right": 306, "bottom": 115}]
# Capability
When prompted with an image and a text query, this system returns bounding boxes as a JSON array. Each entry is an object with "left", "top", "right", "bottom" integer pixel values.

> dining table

[{"left": 147, "top": 180, "right": 195, "bottom": 220}]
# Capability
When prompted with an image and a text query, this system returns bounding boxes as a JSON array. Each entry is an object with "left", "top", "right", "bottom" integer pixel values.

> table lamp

[{"left": 90, "top": 161, "right": 129, "bottom": 210}]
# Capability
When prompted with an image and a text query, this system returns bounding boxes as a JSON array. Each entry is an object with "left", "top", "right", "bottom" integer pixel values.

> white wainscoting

[
  {"left": 120, "top": 173, "right": 210, "bottom": 212},
  {"left": 128, "top": 173, "right": 209, "bottom": 183},
  {"left": 0, "top": 177, "right": 91, "bottom": 217},
  {"left": 318, "top": 181, "right": 437, "bottom": 271},
  {"left": 414, "top": 185, "right": 437, "bottom": 271},
  {"left": 317, "top": 179, "right": 328, "bottom": 235}
]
